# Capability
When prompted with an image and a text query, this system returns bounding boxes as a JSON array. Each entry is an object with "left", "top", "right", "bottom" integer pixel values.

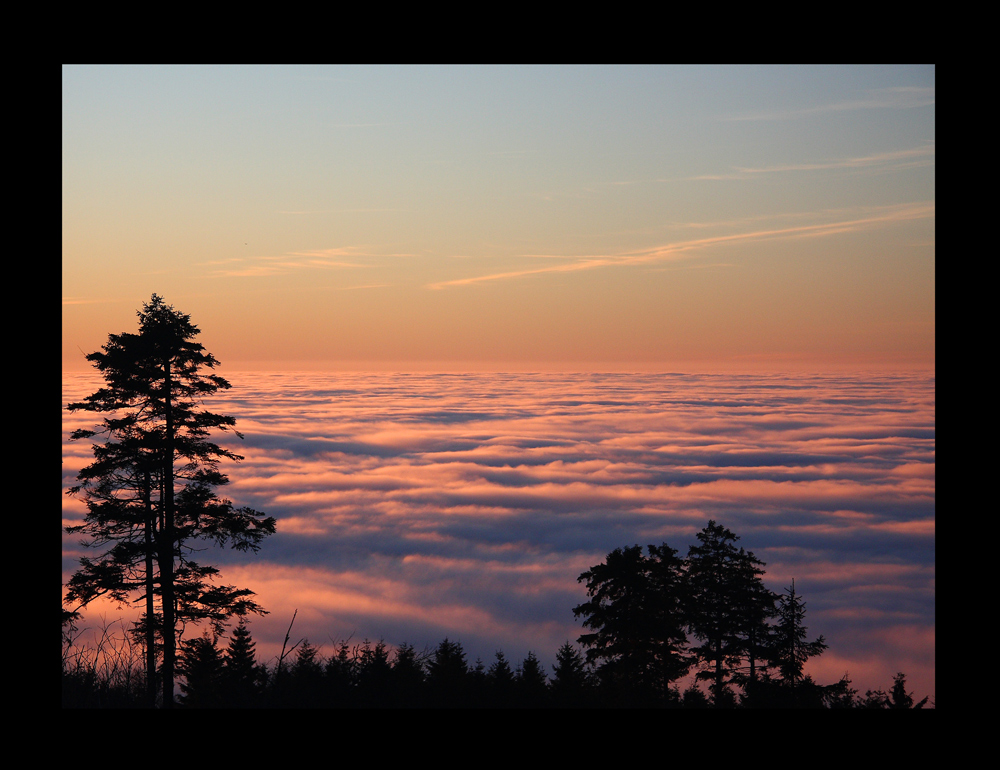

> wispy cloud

[
  {"left": 206, "top": 247, "right": 415, "bottom": 278},
  {"left": 428, "top": 202, "right": 935, "bottom": 289},
  {"left": 737, "top": 145, "right": 934, "bottom": 175},
  {"left": 336, "top": 283, "right": 392, "bottom": 291},
  {"left": 724, "top": 86, "right": 935, "bottom": 122},
  {"left": 689, "top": 144, "right": 935, "bottom": 181}
]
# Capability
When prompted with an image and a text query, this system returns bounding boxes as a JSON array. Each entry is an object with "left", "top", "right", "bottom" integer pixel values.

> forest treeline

[{"left": 61, "top": 519, "right": 930, "bottom": 709}]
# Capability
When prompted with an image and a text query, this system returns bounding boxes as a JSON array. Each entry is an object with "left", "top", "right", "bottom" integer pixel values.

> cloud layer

[{"left": 62, "top": 369, "right": 935, "bottom": 699}]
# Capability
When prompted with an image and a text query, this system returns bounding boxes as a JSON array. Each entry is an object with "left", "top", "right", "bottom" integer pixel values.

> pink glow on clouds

[{"left": 62, "top": 369, "right": 934, "bottom": 702}]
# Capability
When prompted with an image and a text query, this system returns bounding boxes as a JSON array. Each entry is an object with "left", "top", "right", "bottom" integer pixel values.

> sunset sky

[
  {"left": 62, "top": 66, "right": 934, "bottom": 703},
  {"left": 62, "top": 65, "right": 934, "bottom": 372}
]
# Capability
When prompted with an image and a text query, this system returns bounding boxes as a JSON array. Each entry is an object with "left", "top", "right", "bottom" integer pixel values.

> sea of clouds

[{"left": 62, "top": 369, "right": 935, "bottom": 700}]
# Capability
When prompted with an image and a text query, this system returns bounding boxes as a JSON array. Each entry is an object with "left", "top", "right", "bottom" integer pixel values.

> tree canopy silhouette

[
  {"left": 64, "top": 294, "right": 276, "bottom": 707},
  {"left": 573, "top": 543, "right": 691, "bottom": 706},
  {"left": 684, "top": 520, "right": 775, "bottom": 704},
  {"left": 770, "top": 579, "right": 827, "bottom": 689}
]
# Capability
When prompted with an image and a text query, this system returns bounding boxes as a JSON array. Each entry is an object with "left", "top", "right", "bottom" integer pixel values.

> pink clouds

[{"left": 62, "top": 368, "right": 934, "bottom": 701}]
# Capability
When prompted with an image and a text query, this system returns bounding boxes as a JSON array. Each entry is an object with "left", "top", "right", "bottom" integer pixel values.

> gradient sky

[{"left": 62, "top": 65, "right": 934, "bottom": 371}]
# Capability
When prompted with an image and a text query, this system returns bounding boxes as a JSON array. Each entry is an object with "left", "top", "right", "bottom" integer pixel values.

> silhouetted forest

[{"left": 61, "top": 520, "right": 931, "bottom": 709}]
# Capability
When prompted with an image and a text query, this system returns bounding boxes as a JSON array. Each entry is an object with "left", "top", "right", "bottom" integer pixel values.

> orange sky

[{"left": 63, "top": 65, "right": 934, "bottom": 373}]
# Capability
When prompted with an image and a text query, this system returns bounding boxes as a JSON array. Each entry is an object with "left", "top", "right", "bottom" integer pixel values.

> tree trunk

[
  {"left": 144, "top": 469, "right": 156, "bottom": 708},
  {"left": 160, "top": 359, "right": 176, "bottom": 708}
]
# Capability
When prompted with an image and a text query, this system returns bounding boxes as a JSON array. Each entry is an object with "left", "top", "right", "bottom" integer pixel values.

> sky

[
  {"left": 62, "top": 65, "right": 935, "bottom": 372},
  {"left": 61, "top": 66, "right": 935, "bottom": 702}
]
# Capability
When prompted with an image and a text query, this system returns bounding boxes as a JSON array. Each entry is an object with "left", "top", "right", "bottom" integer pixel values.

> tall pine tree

[
  {"left": 574, "top": 543, "right": 690, "bottom": 705},
  {"left": 684, "top": 526, "right": 778, "bottom": 707},
  {"left": 769, "top": 579, "right": 828, "bottom": 694},
  {"left": 222, "top": 619, "right": 264, "bottom": 707},
  {"left": 64, "top": 294, "right": 276, "bottom": 707}
]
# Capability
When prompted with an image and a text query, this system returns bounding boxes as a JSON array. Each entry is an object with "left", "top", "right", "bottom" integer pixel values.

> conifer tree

[
  {"left": 861, "top": 671, "right": 929, "bottom": 709},
  {"left": 323, "top": 640, "right": 355, "bottom": 707},
  {"left": 769, "top": 578, "right": 827, "bottom": 695},
  {"left": 487, "top": 650, "right": 516, "bottom": 707},
  {"left": 289, "top": 639, "right": 327, "bottom": 707},
  {"left": 355, "top": 639, "right": 393, "bottom": 707},
  {"left": 646, "top": 543, "right": 694, "bottom": 692},
  {"left": 574, "top": 543, "right": 689, "bottom": 703},
  {"left": 887, "top": 671, "right": 929, "bottom": 709},
  {"left": 390, "top": 642, "right": 426, "bottom": 707},
  {"left": 683, "top": 520, "right": 748, "bottom": 704},
  {"left": 729, "top": 546, "right": 778, "bottom": 696},
  {"left": 551, "top": 641, "right": 591, "bottom": 707},
  {"left": 177, "top": 631, "right": 224, "bottom": 708},
  {"left": 426, "top": 638, "right": 468, "bottom": 707},
  {"left": 222, "top": 619, "right": 263, "bottom": 707},
  {"left": 64, "top": 294, "right": 276, "bottom": 707},
  {"left": 516, "top": 651, "right": 549, "bottom": 707},
  {"left": 468, "top": 656, "right": 488, "bottom": 707}
]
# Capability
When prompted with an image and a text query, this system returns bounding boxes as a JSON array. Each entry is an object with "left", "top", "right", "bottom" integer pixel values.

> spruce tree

[
  {"left": 729, "top": 546, "right": 778, "bottom": 698},
  {"left": 886, "top": 671, "right": 929, "bottom": 709},
  {"left": 290, "top": 639, "right": 327, "bottom": 707},
  {"left": 222, "top": 619, "right": 262, "bottom": 707},
  {"left": 468, "top": 656, "right": 488, "bottom": 707},
  {"left": 426, "top": 638, "right": 468, "bottom": 707},
  {"left": 862, "top": 671, "right": 929, "bottom": 709},
  {"left": 516, "top": 651, "right": 549, "bottom": 707},
  {"left": 487, "top": 650, "right": 516, "bottom": 707},
  {"left": 64, "top": 294, "right": 276, "bottom": 707},
  {"left": 390, "top": 643, "right": 426, "bottom": 707},
  {"left": 769, "top": 578, "right": 827, "bottom": 695},
  {"left": 551, "top": 641, "right": 590, "bottom": 707},
  {"left": 575, "top": 544, "right": 689, "bottom": 703},
  {"left": 646, "top": 543, "right": 694, "bottom": 695},
  {"left": 683, "top": 520, "right": 747, "bottom": 705},
  {"left": 323, "top": 640, "right": 355, "bottom": 707},
  {"left": 355, "top": 639, "right": 393, "bottom": 707},
  {"left": 177, "top": 631, "right": 224, "bottom": 708}
]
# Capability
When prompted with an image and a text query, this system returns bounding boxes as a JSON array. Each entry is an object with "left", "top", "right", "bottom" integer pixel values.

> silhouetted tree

[
  {"left": 728, "top": 546, "right": 779, "bottom": 702},
  {"left": 355, "top": 639, "right": 393, "bottom": 707},
  {"left": 684, "top": 521, "right": 752, "bottom": 705},
  {"left": 768, "top": 579, "right": 827, "bottom": 697},
  {"left": 288, "top": 639, "right": 326, "bottom": 707},
  {"left": 822, "top": 674, "right": 859, "bottom": 709},
  {"left": 323, "top": 640, "right": 355, "bottom": 707},
  {"left": 516, "top": 651, "right": 549, "bottom": 707},
  {"left": 390, "top": 642, "right": 426, "bottom": 707},
  {"left": 222, "top": 619, "right": 265, "bottom": 707},
  {"left": 861, "top": 672, "right": 929, "bottom": 709},
  {"left": 574, "top": 543, "right": 690, "bottom": 705},
  {"left": 887, "top": 671, "right": 929, "bottom": 709},
  {"left": 681, "top": 684, "right": 711, "bottom": 708},
  {"left": 550, "top": 641, "right": 592, "bottom": 707},
  {"left": 647, "top": 543, "right": 695, "bottom": 698},
  {"left": 64, "top": 294, "right": 276, "bottom": 707},
  {"left": 487, "top": 650, "right": 517, "bottom": 707},
  {"left": 177, "top": 631, "right": 224, "bottom": 708},
  {"left": 426, "top": 638, "right": 468, "bottom": 707},
  {"left": 467, "top": 657, "right": 488, "bottom": 707}
]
